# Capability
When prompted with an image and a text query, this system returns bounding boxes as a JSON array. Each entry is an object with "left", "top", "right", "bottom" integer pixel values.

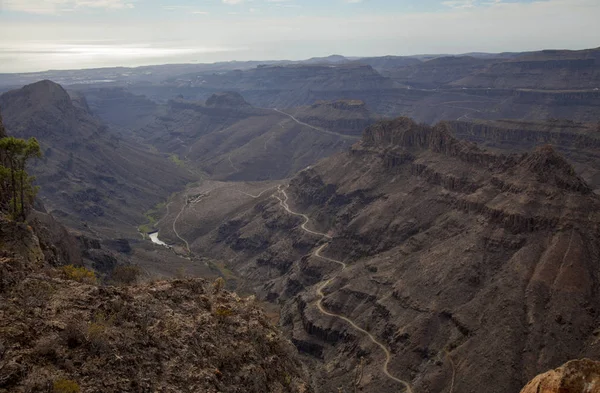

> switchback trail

[
  {"left": 273, "top": 186, "right": 413, "bottom": 393},
  {"left": 274, "top": 185, "right": 332, "bottom": 239}
]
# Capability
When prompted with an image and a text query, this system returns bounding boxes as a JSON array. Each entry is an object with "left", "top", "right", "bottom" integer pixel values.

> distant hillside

[
  {"left": 0, "top": 80, "right": 194, "bottom": 237},
  {"left": 127, "top": 93, "right": 364, "bottom": 181},
  {"left": 451, "top": 48, "right": 600, "bottom": 90}
]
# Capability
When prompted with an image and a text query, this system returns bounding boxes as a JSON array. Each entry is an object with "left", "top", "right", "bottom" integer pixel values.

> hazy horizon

[{"left": 1, "top": 0, "right": 599, "bottom": 73}]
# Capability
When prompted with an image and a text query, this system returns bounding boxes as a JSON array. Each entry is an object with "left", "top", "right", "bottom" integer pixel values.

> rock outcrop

[
  {"left": 448, "top": 119, "right": 600, "bottom": 192},
  {"left": 205, "top": 91, "right": 251, "bottom": 108},
  {"left": 520, "top": 359, "right": 600, "bottom": 393}
]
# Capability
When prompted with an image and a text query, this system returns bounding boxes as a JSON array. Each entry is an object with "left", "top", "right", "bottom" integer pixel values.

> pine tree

[{"left": 0, "top": 112, "right": 42, "bottom": 220}]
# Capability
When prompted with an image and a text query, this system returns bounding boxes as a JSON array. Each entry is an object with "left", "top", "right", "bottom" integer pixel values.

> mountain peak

[
  {"left": 21, "top": 79, "right": 71, "bottom": 104},
  {"left": 520, "top": 144, "right": 591, "bottom": 193},
  {"left": 0, "top": 80, "right": 74, "bottom": 120}
]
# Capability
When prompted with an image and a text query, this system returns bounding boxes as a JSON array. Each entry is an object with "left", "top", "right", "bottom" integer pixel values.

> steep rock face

[
  {"left": 520, "top": 359, "right": 600, "bottom": 393},
  {"left": 448, "top": 119, "right": 600, "bottom": 192},
  {"left": 27, "top": 210, "right": 83, "bottom": 267},
  {"left": 199, "top": 117, "right": 600, "bottom": 393}
]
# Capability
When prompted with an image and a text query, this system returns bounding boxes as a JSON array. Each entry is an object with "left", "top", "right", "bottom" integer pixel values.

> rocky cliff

[{"left": 448, "top": 119, "right": 600, "bottom": 192}]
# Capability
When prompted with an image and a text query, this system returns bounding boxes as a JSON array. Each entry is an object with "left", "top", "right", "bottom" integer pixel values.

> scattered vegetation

[
  {"left": 60, "top": 265, "right": 97, "bottom": 284},
  {"left": 212, "top": 277, "right": 225, "bottom": 293},
  {"left": 169, "top": 153, "right": 185, "bottom": 167},
  {"left": 53, "top": 379, "right": 80, "bottom": 393},
  {"left": 138, "top": 201, "right": 167, "bottom": 234},
  {"left": 1, "top": 274, "right": 311, "bottom": 392},
  {"left": 138, "top": 223, "right": 152, "bottom": 234}
]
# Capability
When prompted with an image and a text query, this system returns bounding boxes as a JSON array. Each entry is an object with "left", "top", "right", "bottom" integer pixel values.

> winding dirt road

[
  {"left": 274, "top": 185, "right": 332, "bottom": 239},
  {"left": 235, "top": 186, "right": 278, "bottom": 199},
  {"left": 172, "top": 192, "right": 209, "bottom": 254},
  {"left": 271, "top": 108, "right": 360, "bottom": 141},
  {"left": 273, "top": 185, "right": 413, "bottom": 393}
]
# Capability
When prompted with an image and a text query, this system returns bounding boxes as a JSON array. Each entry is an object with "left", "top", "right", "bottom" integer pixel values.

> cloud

[
  {"left": 442, "top": 0, "right": 477, "bottom": 8},
  {"left": 1, "top": 0, "right": 134, "bottom": 14},
  {"left": 222, "top": 0, "right": 245, "bottom": 4}
]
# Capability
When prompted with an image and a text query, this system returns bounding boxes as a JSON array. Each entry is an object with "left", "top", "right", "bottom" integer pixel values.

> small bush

[
  {"left": 53, "top": 379, "right": 80, "bottom": 393},
  {"left": 87, "top": 322, "right": 106, "bottom": 340},
  {"left": 62, "top": 320, "right": 86, "bottom": 349},
  {"left": 61, "top": 265, "right": 96, "bottom": 284},
  {"left": 111, "top": 265, "right": 141, "bottom": 285},
  {"left": 212, "top": 277, "right": 225, "bottom": 293},
  {"left": 86, "top": 322, "right": 108, "bottom": 354},
  {"left": 32, "top": 336, "right": 58, "bottom": 361},
  {"left": 214, "top": 305, "right": 233, "bottom": 320}
]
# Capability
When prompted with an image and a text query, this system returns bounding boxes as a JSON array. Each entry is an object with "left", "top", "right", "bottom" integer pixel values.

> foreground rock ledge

[{"left": 520, "top": 359, "right": 600, "bottom": 393}]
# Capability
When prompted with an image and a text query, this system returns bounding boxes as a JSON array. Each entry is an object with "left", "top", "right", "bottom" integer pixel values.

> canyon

[{"left": 2, "top": 47, "right": 600, "bottom": 393}]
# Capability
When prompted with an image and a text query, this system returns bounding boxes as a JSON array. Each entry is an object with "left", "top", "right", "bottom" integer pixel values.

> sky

[{"left": 0, "top": 0, "right": 599, "bottom": 73}]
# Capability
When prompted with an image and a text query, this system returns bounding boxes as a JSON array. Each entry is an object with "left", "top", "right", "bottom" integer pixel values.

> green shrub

[
  {"left": 61, "top": 265, "right": 96, "bottom": 284},
  {"left": 53, "top": 379, "right": 80, "bottom": 393}
]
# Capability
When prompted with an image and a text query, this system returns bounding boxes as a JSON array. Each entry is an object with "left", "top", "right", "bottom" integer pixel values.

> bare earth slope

[
  {"left": 188, "top": 118, "right": 600, "bottom": 393},
  {"left": 135, "top": 93, "right": 363, "bottom": 181}
]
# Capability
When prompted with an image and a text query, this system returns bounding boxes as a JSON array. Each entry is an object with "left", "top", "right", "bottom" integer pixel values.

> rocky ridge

[{"left": 448, "top": 119, "right": 600, "bottom": 192}]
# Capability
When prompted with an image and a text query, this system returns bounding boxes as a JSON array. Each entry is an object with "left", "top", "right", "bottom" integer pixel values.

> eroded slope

[{"left": 193, "top": 118, "right": 600, "bottom": 393}]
